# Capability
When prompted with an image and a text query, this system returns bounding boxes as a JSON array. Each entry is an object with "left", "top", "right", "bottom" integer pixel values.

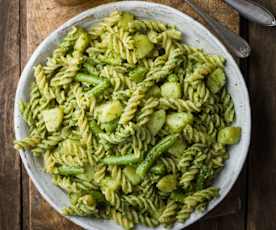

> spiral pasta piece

[
  {"left": 64, "top": 194, "right": 97, "bottom": 216},
  {"left": 125, "top": 209, "right": 159, "bottom": 227},
  {"left": 34, "top": 65, "right": 54, "bottom": 100},
  {"left": 183, "top": 124, "right": 212, "bottom": 145},
  {"left": 111, "top": 209, "right": 134, "bottom": 230},
  {"left": 145, "top": 48, "right": 184, "bottom": 82},
  {"left": 160, "top": 98, "right": 201, "bottom": 112},
  {"left": 185, "top": 63, "right": 215, "bottom": 83},
  {"left": 177, "top": 187, "right": 219, "bottom": 222},
  {"left": 32, "top": 133, "right": 62, "bottom": 155},
  {"left": 221, "top": 88, "right": 235, "bottom": 123},
  {"left": 14, "top": 135, "right": 41, "bottom": 151},
  {"left": 78, "top": 109, "right": 93, "bottom": 147},
  {"left": 99, "top": 123, "right": 135, "bottom": 144},
  {"left": 119, "top": 87, "right": 147, "bottom": 125},
  {"left": 137, "top": 97, "right": 159, "bottom": 126},
  {"left": 123, "top": 195, "right": 157, "bottom": 213},
  {"left": 159, "top": 200, "right": 178, "bottom": 224},
  {"left": 129, "top": 19, "right": 167, "bottom": 32}
]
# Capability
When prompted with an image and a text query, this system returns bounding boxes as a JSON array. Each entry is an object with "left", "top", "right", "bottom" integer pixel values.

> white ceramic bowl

[{"left": 14, "top": 1, "right": 251, "bottom": 229}]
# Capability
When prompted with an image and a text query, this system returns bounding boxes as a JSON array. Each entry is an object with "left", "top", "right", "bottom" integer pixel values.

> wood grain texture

[
  {"left": 20, "top": 0, "right": 30, "bottom": 228},
  {"left": 23, "top": 0, "right": 243, "bottom": 229},
  {"left": 246, "top": 1, "right": 276, "bottom": 230},
  {"left": 0, "top": 0, "right": 21, "bottom": 229},
  {"left": 187, "top": 212, "right": 245, "bottom": 230}
]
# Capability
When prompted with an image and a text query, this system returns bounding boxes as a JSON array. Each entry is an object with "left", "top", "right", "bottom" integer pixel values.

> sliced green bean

[
  {"left": 90, "top": 120, "right": 102, "bottom": 137},
  {"left": 101, "top": 119, "right": 119, "bottom": 133},
  {"left": 170, "top": 191, "right": 187, "bottom": 202},
  {"left": 90, "top": 191, "right": 106, "bottom": 203},
  {"left": 75, "top": 72, "right": 103, "bottom": 85},
  {"left": 83, "top": 63, "right": 99, "bottom": 76},
  {"left": 87, "top": 79, "right": 110, "bottom": 97},
  {"left": 58, "top": 166, "right": 84, "bottom": 176},
  {"left": 102, "top": 154, "right": 141, "bottom": 165},
  {"left": 136, "top": 134, "right": 179, "bottom": 177}
]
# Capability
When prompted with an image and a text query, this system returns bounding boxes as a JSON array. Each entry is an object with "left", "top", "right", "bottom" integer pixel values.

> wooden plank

[
  {"left": 187, "top": 212, "right": 245, "bottom": 230},
  {"left": 20, "top": 0, "right": 30, "bottom": 228},
  {"left": 247, "top": 1, "right": 276, "bottom": 230},
  {"left": 0, "top": 0, "right": 21, "bottom": 230},
  {"left": 150, "top": 0, "right": 239, "bottom": 33},
  {"left": 25, "top": 2, "right": 111, "bottom": 229},
  {"left": 24, "top": 0, "right": 242, "bottom": 229}
]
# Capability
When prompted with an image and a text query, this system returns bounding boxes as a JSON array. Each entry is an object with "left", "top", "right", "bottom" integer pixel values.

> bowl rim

[{"left": 14, "top": 1, "right": 251, "bottom": 229}]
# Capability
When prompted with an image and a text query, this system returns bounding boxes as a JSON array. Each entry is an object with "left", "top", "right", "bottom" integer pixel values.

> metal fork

[
  {"left": 185, "top": 0, "right": 251, "bottom": 58},
  {"left": 225, "top": 0, "right": 276, "bottom": 27}
]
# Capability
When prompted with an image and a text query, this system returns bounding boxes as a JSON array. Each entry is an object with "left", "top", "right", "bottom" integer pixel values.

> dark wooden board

[
  {"left": 0, "top": 0, "right": 248, "bottom": 229},
  {"left": 0, "top": 0, "right": 21, "bottom": 230},
  {"left": 23, "top": 0, "right": 244, "bottom": 229},
  {"left": 23, "top": 0, "right": 243, "bottom": 229},
  {"left": 247, "top": 1, "right": 276, "bottom": 230}
]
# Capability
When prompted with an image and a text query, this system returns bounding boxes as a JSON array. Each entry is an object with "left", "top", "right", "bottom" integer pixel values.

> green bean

[
  {"left": 90, "top": 191, "right": 106, "bottom": 203},
  {"left": 75, "top": 73, "right": 103, "bottom": 85},
  {"left": 87, "top": 79, "right": 110, "bottom": 97},
  {"left": 101, "top": 119, "right": 119, "bottom": 133},
  {"left": 136, "top": 134, "right": 179, "bottom": 177},
  {"left": 83, "top": 63, "right": 99, "bottom": 76},
  {"left": 102, "top": 154, "right": 141, "bottom": 165},
  {"left": 90, "top": 120, "right": 102, "bottom": 137},
  {"left": 170, "top": 191, "right": 187, "bottom": 202},
  {"left": 58, "top": 166, "right": 84, "bottom": 176}
]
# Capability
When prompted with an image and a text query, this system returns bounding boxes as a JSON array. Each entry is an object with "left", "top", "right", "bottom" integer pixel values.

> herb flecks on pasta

[{"left": 14, "top": 11, "right": 241, "bottom": 230}]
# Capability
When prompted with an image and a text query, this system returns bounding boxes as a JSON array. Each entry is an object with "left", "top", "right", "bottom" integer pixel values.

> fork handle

[
  {"left": 185, "top": 0, "right": 251, "bottom": 58},
  {"left": 225, "top": 0, "right": 276, "bottom": 26}
]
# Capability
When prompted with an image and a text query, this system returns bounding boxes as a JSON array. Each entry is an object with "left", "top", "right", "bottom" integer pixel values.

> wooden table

[{"left": 0, "top": 0, "right": 275, "bottom": 229}]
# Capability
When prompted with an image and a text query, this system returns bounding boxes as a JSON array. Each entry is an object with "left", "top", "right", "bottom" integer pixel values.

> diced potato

[
  {"left": 157, "top": 175, "right": 177, "bottom": 192},
  {"left": 166, "top": 112, "right": 193, "bottom": 133},
  {"left": 134, "top": 34, "right": 154, "bottom": 59},
  {"left": 42, "top": 107, "right": 64, "bottom": 132},
  {"left": 161, "top": 82, "right": 182, "bottom": 99},
  {"left": 119, "top": 12, "right": 134, "bottom": 30},
  {"left": 101, "top": 176, "right": 120, "bottom": 191},
  {"left": 82, "top": 194, "right": 96, "bottom": 206},
  {"left": 207, "top": 68, "right": 226, "bottom": 94},
  {"left": 96, "top": 101, "right": 123, "bottom": 123},
  {"left": 147, "top": 110, "right": 166, "bottom": 136},
  {"left": 218, "top": 127, "right": 241, "bottom": 145},
  {"left": 168, "top": 137, "right": 187, "bottom": 156},
  {"left": 123, "top": 166, "right": 141, "bottom": 185}
]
